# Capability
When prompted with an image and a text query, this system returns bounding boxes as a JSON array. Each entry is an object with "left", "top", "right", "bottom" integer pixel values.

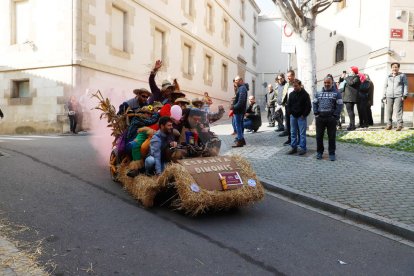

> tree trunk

[{"left": 295, "top": 31, "right": 317, "bottom": 100}]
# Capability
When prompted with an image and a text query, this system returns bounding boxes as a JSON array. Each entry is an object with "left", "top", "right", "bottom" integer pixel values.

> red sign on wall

[{"left": 390, "top": 28, "right": 403, "bottom": 39}]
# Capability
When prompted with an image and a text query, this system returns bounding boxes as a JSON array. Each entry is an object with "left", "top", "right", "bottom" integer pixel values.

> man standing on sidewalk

[
  {"left": 232, "top": 76, "right": 248, "bottom": 147},
  {"left": 287, "top": 79, "right": 311, "bottom": 155},
  {"left": 265, "top": 84, "right": 277, "bottom": 127},
  {"left": 383, "top": 62, "right": 409, "bottom": 131},
  {"left": 313, "top": 77, "right": 343, "bottom": 161},
  {"left": 274, "top": 73, "right": 286, "bottom": 132},
  {"left": 279, "top": 70, "right": 296, "bottom": 145}
]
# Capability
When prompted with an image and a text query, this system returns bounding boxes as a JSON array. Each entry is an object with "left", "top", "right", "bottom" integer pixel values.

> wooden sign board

[{"left": 178, "top": 156, "right": 242, "bottom": 191}]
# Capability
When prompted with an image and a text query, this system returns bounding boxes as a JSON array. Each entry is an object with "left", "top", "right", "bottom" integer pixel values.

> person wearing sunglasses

[{"left": 117, "top": 88, "right": 152, "bottom": 115}]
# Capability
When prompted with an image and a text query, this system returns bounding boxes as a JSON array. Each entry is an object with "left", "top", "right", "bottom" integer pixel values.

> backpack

[{"left": 360, "top": 80, "right": 370, "bottom": 93}]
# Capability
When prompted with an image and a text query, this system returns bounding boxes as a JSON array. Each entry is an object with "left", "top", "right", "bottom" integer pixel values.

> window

[
  {"left": 252, "top": 44, "right": 257, "bottom": 65},
  {"left": 253, "top": 15, "right": 257, "bottom": 34},
  {"left": 335, "top": 41, "right": 344, "bottom": 63},
  {"left": 252, "top": 78, "right": 256, "bottom": 95},
  {"left": 223, "top": 17, "right": 229, "bottom": 45},
  {"left": 409, "top": 11, "right": 414, "bottom": 41},
  {"left": 204, "top": 54, "right": 213, "bottom": 85},
  {"left": 206, "top": 3, "right": 213, "bottom": 32},
  {"left": 153, "top": 28, "right": 165, "bottom": 61},
  {"left": 111, "top": 5, "right": 126, "bottom": 51},
  {"left": 12, "top": 0, "right": 30, "bottom": 44},
  {"left": 240, "top": 33, "right": 244, "bottom": 47},
  {"left": 183, "top": 0, "right": 194, "bottom": 17},
  {"left": 183, "top": 43, "right": 192, "bottom": 76},
  {"left": 221, "top": 62, "right": 228, "bottom": 91},
  {"left": 12, "top": 80, "right": 30, "bottom": 98},
  {"left": 240, "top": 0, "right": 245, "bottom": 20}
]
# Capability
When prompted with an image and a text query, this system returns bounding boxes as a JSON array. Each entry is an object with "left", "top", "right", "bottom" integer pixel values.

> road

[{"left": 0, "top": 134, "right": 413, "bottom": 275}]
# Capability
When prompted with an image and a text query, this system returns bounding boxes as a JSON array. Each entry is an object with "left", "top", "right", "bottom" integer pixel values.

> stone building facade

[{"left": 0, "top": 0, "right": 260, "bottom": 134}]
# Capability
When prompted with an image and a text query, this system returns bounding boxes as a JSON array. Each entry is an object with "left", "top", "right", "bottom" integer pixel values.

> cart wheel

[{"left": 109, "top": 150, "right": 120, "bottom": 182}]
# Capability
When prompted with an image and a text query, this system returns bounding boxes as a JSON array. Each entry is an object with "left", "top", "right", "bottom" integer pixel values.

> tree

[{"left": 273, "top": 0, "right": 338, "bottom": 97}]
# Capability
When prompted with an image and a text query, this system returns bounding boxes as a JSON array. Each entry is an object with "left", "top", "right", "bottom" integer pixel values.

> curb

[{"left": 260, "top": 178, "right": 414, "bottom": 242}]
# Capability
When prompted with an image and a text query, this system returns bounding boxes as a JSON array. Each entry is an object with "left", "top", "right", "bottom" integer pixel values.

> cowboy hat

[
  {"left": 191, "top": 97, "right": 204, "bottom": 105},
  {"left": 161, "top": 80, "right": 175, "bottom": 91},
  {"left": 133, "top": 88, "right": 151, "bottom": 96},
  {"left": 174, "top": 97, "right": 190, "bottom": 104}
]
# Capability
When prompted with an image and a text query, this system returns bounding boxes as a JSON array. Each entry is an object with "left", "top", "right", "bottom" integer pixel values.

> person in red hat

[{"left": 340, "top": 67, "right": 361, "bottom": 131}]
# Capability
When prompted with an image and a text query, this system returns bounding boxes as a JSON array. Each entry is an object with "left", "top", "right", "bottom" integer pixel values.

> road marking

[{"left": 0, "top": 135, "right": 62, "bottom": 142}]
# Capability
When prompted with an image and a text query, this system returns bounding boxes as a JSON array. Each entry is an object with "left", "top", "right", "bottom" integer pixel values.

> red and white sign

[
  {"left": 281, "top": 21, "right": 296, "bottom": 53},
  {"left": 390, "top": 28, "right": 403, "bottom": 39}
]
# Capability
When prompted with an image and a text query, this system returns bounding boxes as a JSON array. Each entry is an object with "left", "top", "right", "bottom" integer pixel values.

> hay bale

[{"left": 115, "top": 155, "right": 264, "bottom": 215}]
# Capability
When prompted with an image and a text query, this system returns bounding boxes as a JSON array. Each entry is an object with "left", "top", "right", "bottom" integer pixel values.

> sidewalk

[{"left": 211, "top": 118, "right": 414, "bottom": 242}]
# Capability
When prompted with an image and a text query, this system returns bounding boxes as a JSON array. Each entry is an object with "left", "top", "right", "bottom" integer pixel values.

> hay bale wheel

[{"left": 116, "top": 155, "right": 264, "bottom": 216}]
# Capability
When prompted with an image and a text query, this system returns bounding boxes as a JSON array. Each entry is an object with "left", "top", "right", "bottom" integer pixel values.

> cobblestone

[{"left": 212, "top": 120, "right": 414, "bottom": 228}]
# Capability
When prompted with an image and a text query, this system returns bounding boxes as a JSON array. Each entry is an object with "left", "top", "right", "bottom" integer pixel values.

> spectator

[
  {"left": 383, "top": 62, "right": 409, "bottom": 131},
  {"left": 340, "top": 66, "right": 360, "bottom": 131},
  {"left": 67, "top": 95, "right": 80, "bottom": 134},
  {"left": 202, "top": 92, "right": 213, "bottom": 113},
  {"left": 287, "top": 79, "right": 311, "bottom": 155},
  {"left": 232, "top": 76, "right": 248, "bottom": 147},
  {"left": 265, "top": 84, "right": 277, "bottom": 127},
  {"left": 366, "top": 75, "right": 375, "bottom": 126},
  {"left": 0, "top": 107, "right": 3, "bottom": 119},
  {"left": 313, "top": 76, "right": 344, "bottom": 161},
  {"left": 274, "top": 73, "right": 286, "bottom": 132},
  {"left": 279, "top": 70, "right": 296, "bottom": 145},
  {"left": 244, "top": 95, "right": 262, "bottom": 133}
]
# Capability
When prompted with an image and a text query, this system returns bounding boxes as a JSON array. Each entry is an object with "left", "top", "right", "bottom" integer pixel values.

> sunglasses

[{"left": 140, "top": 95, "right": 149, "bottom": 99}]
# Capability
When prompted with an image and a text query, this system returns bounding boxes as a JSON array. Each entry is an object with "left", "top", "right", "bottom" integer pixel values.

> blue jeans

[
  {"left": 234, "top": 113, "right": 245, "bottom": 141},
  {"left": 243, "top": 118, "right": 253, "bottom": 131},
  {"left": 290, "top": 115, "right": 307, "bottom": 150}
]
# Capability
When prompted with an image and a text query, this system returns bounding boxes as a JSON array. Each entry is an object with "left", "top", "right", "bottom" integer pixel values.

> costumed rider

[
  {"left": 191, "top": 98, "right": 225, "bottom": 128},
  {"left": 148, "top": 60, "right": 175, "bottom": 105},
  {"left": 145, "top": 116, "right": 178, "bottom": 175},
  {"left": 117, "top": 88, "right": 151, "bottom": 115},
  {"left": 126, "top": 102, "right": 164, "bottom": 178}
]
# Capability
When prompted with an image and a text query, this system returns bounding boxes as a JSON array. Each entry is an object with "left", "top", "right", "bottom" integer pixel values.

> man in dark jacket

[
  {"left": 148, "top": 60, "right": 175, "bottom": 105},
  {"left": 232, "top": 76, "right": 248, "bottom": 147},
  {"left": 287, "top": 79, "right": 311, "bottom": 155},
  {"left": 313, "top": 77, "right": 344, "bottom": 161},
  {"left": 340, "top": 66, "right": 360, "bottom": 131},
  {"left": 244, "top": 96, "right": 262, "bottom": 132}
]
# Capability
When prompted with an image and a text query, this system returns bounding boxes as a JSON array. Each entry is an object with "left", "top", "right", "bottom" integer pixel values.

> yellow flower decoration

[{"left": 147, "top": 105, "right": 153, "bottom": 111}]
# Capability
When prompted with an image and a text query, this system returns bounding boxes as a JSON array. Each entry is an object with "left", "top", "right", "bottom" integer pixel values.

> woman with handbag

[{"left": 67, "top": 95, "right": 80, "bottom": 134}]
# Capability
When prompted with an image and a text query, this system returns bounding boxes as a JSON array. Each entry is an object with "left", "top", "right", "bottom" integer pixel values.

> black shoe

[
  {"left": 283, "top": 140, "right": 291, "bottom": 146},
  {"left": 346, "top": 125, "right": 356, "bottom": 131},
  {"left": 288, "top": 148, "right": 297, "bottom": 154},
  {"left": 275, "top": 127, "right": 285, "bottom": 132},
  {"left": 278, "top": 131, "right": 288, "bottom": 137}
]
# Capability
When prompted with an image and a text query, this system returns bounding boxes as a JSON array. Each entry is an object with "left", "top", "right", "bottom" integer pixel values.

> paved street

[
  {"left": 212, "top": 119, "right": 414, "bottom": 239},
  {"left": 0, "top": 126, "right": 414, "bottom": 275}
]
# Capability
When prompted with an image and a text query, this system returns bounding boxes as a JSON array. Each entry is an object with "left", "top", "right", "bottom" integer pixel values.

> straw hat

[
  {"left": 161, "top": 80, "right": 175, "bottom": 91},
  {"left": 133, "top": 88, "right": 151, "bottom": 96},
  {"left": 174, "top": 97, "right": 190, "bottom": 104},
  {"left": 191, "top": 97, "right": 204, "bottom": 106}
]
